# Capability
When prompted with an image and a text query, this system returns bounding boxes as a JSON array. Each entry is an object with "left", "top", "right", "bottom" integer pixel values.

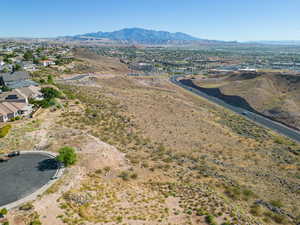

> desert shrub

[
  {"left": 56, "top": 146, "right": 77, "bottom": 166},
  {"left": 95, "top": 169, "right": 102, "bottom": 174},
  {"left": 104, "top": 166, "right": 111, "bottom": 173},
  {"left": 116, "top": 216, "right": 123, "bottom": 223},
  {"left": 0, "top": 208, "right": 8, "bottom": 216},
  {"left": 10, "top": 116, "right": 20, "bottom": 121},
  {"left": 250, "top": 204, "right": 263, "bottom": 216},
  {"left": 224, "top": 186, "right": 241, "bottom": 200},
  {"left": 19, "top": 202, "right": 33, "bottom": 211},
  {"left": 242, "top": 189, "right": 255, "bottom": 200},
  {"left": 205, "top": 214, "right": 216, "bottom": 225},
  {"left": 0, "top": 125, "right": 11, "bottom": 138},
  {"left": 196, "top": 208, "right": 206, "bottom": 216},
  {"left": 29, "top": 220, "right": 42, "bottom": 225},
  {"left": 270, "top": 200, "right": 284, "bottom": 208},
  {"left": 62, "top": 88, "right": 76, "bottom": 99},
  {"left": 119, "top": 171, "right": 130, "bottom": 181},
  {"left": 273, "top": 136, "right": 295, "bottom": 146},
  {"left": 272, "top": 214, "right": 286, "bottom": 224},
  {"left": 218, "top": 114, "right": 269, "bottom": 140},
  {"left": 130, "top": 173, "right": 138, "bottom": 179}
]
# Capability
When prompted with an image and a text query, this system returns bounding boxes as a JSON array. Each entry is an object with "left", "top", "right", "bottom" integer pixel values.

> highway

[{"left": 170, "top": 75, "right": 300, "bottom": 143}]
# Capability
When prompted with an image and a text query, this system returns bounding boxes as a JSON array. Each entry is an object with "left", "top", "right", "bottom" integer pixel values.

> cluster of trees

[
  {"left": 23, "top": 50, "right": 45, "bottom": 65},
  {"left": 30, "top": 87, "right": 61, "bottom": 108}
]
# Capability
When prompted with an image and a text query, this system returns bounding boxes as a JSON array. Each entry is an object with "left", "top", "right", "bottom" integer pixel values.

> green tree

[
  {"left": 56, "top": 146, "right": 77, "bottom": 166},
  {"left": 47, "top": 75, "right": 54, "bottom": 84},
  {"left": 41, "top": 55, "right": 48, "bottom": 60},
  {"left": 3, "top": 57, "right": 12, "bottom": 64},
  {"left": 33, "top": 58, "right": 40, "bottom": 65},
  {"left": 41, "top": 87, "right": 61, "bottom": 99},
  {"left": 1, "top": 68, "right": 9, "bottom": 73},
  {"left": 13, "top": 64, "right": 22, "bottom": 72},
  {"left": 23, "top": 51, "right": 34, "bottom": 61}
]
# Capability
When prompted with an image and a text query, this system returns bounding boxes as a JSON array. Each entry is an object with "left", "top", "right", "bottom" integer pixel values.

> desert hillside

[
  {"left": 72, "top": 47, "right": 130, "bottom": 74},
  {"left": 194, "top": 72, "right": 300, "bottom": 129}
]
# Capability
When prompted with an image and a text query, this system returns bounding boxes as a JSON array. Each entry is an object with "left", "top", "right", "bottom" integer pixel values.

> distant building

[
  {"left": 238, "top": 67, "right": 257, "bottom": 72},
  {"left": 40, "top": 60, "right": 55, "bottom": 67},
  {"left": 22, "top": 61, "right": 37, "bottom": 72},
  {"left": 129, "top": 62, "right": 154, "bottom": 72}
]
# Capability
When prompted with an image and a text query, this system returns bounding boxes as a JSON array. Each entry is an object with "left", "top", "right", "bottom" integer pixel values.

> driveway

[{"left": 0, "top": 153, "right": 58, "bottom": 207}]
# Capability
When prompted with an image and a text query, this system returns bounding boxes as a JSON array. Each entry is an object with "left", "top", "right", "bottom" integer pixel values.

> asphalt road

[
  {"left": 0, "top": 153, "right": 58, "bottom": 207},
  {"left": 59, "top": 74, "right": 90, "bottom": 81},
  {"left": 170, "top": 75, "right": 300, "bottom": 143},
  {"left": 65, "top": 74, "right": 89, "bottom": 81}
]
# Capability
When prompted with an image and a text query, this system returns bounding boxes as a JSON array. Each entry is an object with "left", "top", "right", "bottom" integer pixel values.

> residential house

[
  {"left": 0, "top": 71, "right": 38, "bottom": 89},
  {"left": 0, "top": 89, "right": 32, "bottom": 122},
  {"left": 18, "top": 86, "right": 43, "bottom": 100},
  {"left": 0, "top": 89, "right": 28, "bottom": 102},
  {"left": 22, "top": 61, "right": 37, "bottom": 72},
  {"left": 40, "top": 60, "right": 55, "bottom": 67},
  {"left": 0, "top": 64, "right": 13, "bottom": 73}
]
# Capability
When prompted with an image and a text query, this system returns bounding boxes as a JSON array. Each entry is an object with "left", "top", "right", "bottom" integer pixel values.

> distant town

[
  {"left": 1, "top": 39, "right": 300, "bottom": 123},
  {"left": 0, "top": 41, "right": 73, "bottom": 122}
]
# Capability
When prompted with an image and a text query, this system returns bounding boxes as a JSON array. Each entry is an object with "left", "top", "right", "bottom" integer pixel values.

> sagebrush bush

[{"left": 0, "top": 124, "right": 12, "bottom": 138}]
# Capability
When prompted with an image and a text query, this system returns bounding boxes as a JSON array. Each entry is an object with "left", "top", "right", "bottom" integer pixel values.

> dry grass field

[{"left": 3, "top": 58, "right": 300, "bottom": 225}]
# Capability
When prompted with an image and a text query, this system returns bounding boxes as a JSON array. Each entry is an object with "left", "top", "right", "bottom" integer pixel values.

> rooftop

[{"left": 0, "top": 71, "right": 30, "bottom": 83}]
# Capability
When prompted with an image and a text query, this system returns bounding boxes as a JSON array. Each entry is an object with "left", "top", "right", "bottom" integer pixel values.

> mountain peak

[{"left": 75, "top": 28, "right": 201, "bottom": 44}]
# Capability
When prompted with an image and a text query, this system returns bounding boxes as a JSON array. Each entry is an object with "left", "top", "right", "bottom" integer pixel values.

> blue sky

[{"left": 1, "top": 0, "right": 300, "bottom": 41}]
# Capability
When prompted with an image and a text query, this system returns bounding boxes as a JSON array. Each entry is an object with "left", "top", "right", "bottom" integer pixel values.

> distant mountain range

[{"left": 61, "top": 28, "right": 221, "bottom": 45}]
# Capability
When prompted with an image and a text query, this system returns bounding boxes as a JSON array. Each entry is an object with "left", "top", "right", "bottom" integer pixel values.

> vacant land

[
  {"left": 4, "top": 63, "right": 300, "bottom": 224},
  {"left": 72, "top": 47, "right": 130, "bottom": 74},
  {"left": 14, "top": 74, "right": 294, "bottom": 225}
]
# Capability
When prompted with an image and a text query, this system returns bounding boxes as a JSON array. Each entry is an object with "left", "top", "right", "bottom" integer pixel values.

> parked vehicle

[
  {"left": 8, "top": 151, "right": 20, "bottom": 157},
  {"left": 0, "top": 156, "right": 10, "bottom": 162}
]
